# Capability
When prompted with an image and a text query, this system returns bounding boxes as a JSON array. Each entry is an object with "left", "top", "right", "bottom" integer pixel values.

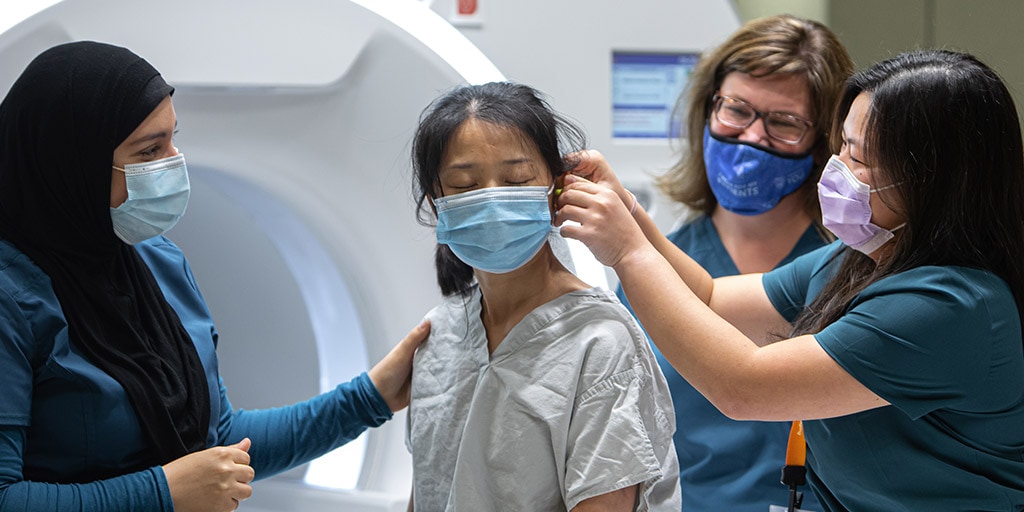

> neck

[
  {"left": 711, "top": 189, "right": 816, "bottom": 273},
  {"left": 476, "top": 246, "right": 587, "bottom": 352}
]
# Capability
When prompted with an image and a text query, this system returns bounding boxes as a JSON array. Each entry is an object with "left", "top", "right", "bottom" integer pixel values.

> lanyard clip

[{"left": 781, "top": 420, "right": 807, "bottom": 512}]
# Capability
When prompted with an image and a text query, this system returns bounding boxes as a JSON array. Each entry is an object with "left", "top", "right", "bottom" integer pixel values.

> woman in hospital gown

[{"left": 405, "top": 82, "right": 680, "bottom": 511}]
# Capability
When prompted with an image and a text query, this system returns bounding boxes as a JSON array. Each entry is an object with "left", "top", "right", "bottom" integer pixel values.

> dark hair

[
  {"left": 792, "top": 49, "right": 1024, "bottom": 340},
  {"left": 412, "top": 82, "right": 587, "bottom": 297},
  {"left": 658, "top": 14, "right": 853, "bottom": 220}
]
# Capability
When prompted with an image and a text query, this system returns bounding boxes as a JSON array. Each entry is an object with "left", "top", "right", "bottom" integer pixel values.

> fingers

[
  {"left": 368, "top": 319, "right": 431, "bottom": 413},
  {"left": 164, "top": 443, "right": 256, "bottom": 512},
  {"left": 234, "top": 478, "right": 254, "bottom": 499},
  {"left": 228, "top": 438, "right": 252, "bottom": 468},
  {"left": 385, "top": 319, "right": 430, "bottom": 370},
  {"left": 564, "top": 149, "right": 626, "bottom": 192},
  {"left": 233, "top": 437, "right": 252, "bottom": 453},
  {"left": 399, "top": 319, "right": 431, "bottom": 352},
  {"left": 553, "top": 170, "right": 646, "bottom": 268},
  {"left": 224, "top": 444, "right": 256, "bottom": 502},
  {"left": 564, "top": 149, "right": 607, "bottom": 180},
  {"left": 556, "top": 174, "right": 620, "bottom": 217},
  {"left": 221, "top": 441, "right": 256, "bottom": 485}
]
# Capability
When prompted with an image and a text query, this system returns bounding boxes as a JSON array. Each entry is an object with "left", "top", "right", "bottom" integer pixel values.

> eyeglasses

[{"left": 712, "top": 94, "right": 813, "bottom": 145}]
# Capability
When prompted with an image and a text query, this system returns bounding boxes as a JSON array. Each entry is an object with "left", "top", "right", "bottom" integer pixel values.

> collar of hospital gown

[{"left": 406, "top": 285, "right": 681, "bottom": 511}]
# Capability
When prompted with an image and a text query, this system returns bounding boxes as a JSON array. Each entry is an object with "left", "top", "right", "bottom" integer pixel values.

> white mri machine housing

[{"left": 0, "top": 0, "right": 523, "bottom": 510}]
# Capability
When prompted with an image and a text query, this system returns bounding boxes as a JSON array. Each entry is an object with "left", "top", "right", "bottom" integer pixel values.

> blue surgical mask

[
  {"left": 110, "top": 153, "right": 190, "bottom": 245},
  {"left": 703, "top": 126, "right": 814, "bottom": 215},
  {"left": 434, "top": 186, "right": 553, "bottom": 274}
]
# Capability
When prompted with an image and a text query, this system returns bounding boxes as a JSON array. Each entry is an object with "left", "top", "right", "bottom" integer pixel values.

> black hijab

[{"left": 0, "top": 41, "right": 210, "bottom": 473}]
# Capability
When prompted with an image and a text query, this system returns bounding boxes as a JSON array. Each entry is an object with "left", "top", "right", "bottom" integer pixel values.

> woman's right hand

[
  {"left": 163, "top": 438, "right": 255, "bottom": 512},
  {"left": 556, "top": 173, "right": 650, "bottom": 269}
]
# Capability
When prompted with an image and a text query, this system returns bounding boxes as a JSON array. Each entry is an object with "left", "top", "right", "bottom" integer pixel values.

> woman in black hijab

[{"left": 0, "top": 41, "right": 428, "bottom": 512}]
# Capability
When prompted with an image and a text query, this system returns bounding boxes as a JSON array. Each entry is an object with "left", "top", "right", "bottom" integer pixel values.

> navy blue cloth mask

[{"left": 703, "top": 125, "right": 814, "bottom": 215}]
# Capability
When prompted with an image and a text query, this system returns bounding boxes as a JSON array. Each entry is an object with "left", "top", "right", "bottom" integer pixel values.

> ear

[
  {"left": 554, "top": 172, "right": 567, "bottom": 195},
  {"left": 547, "top": 173, "right": 565, "bottom": 218}
]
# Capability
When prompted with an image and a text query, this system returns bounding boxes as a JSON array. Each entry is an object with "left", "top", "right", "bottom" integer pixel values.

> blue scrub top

[
  {"left": 617, "top": 215, "right": 827, "bottom": 512},
  {"left": 764, "top": 241, "right": 1024, "bottom": 512},
  {"left": 0, "top": 236, "right": 222, "bottom": 481}
]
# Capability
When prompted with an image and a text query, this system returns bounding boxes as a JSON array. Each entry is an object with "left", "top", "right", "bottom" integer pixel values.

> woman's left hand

[{"left": 368, "top": 319, "right": 430, "bottom": 412}]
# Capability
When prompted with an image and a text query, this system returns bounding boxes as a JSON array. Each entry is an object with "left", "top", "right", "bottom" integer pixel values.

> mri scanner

[{"left": 0, "top": 1, "right": 737, "bottom": 510}]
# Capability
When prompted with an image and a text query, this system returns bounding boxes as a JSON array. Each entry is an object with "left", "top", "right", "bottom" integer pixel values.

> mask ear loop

[
  {"left": 547, "top": 178, "right": 561, "bottom": 219},
  {"left": 869, "top": 181, "right": 906, "bottom": 233},
  {"left": 869, "top": 182, "right": 901, "bottom": 193}
]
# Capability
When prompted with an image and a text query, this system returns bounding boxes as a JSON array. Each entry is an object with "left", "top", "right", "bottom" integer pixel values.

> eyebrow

[
  {"left": 128, "top": 122, "right": 178, "bottom": 147},
  {"left": 502, "top": 157, "right": 533, "bottom": 166},
  {"left": 444, "top": 157, "right": 534, "bottom": 170}
]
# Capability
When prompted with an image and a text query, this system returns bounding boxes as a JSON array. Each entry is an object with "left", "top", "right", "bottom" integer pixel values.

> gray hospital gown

[{"left": 407, "top": 286, "right": 681, "bottom": 511}]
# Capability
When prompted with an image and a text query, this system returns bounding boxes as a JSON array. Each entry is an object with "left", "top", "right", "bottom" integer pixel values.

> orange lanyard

[
  {"left": 781, "top": 420, "right": 807, "bottom": 512},
  {"left": 786, "top": 420, "right": 806, "bottom": 466}
]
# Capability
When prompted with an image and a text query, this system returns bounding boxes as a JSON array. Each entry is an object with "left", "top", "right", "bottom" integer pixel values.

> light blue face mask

[
  {"left": 703, "top": 126, "right": 814, "bottom": 215},
  {"left": 110, "top": 153, "right": 190, "bottom": 245},
  {"left": 433, "top": 185, "right": 553, "bottom": 274}
]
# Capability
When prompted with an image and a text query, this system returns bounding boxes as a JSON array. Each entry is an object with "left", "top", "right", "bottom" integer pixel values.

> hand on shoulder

[{"left": 369, "top": 319, "right": 431, "bottom": 412}]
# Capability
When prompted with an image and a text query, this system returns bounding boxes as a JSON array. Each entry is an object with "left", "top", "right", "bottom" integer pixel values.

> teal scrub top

[
  {"left": 617, "top": 215, "right": 827, "bottom": 511},
  {"left": 764, "top": 241, "right": 1024, "bottom": 512},
  {"left": 0, "top": 236, "right": 392, "bottom": 511}
]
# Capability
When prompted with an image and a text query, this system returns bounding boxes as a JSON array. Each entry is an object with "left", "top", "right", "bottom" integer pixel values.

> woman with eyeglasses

[
  {"left": 558, "top": 48, "right": 1024, "bottom": 512},
  {"left": 609, "top": 15, "right": 852, "bottom": 511}
]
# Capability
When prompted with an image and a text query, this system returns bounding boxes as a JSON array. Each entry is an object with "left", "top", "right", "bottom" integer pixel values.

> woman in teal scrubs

[
  {"left": 0, "top": 41, "right": 427, "bottom": 512},
  {"left": 557, "top": 49, "right": 1024, "bottom": 511}
]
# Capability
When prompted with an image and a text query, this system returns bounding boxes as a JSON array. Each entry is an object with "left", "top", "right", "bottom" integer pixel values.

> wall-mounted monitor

[{"left": 611, "top": 51, "right": 700, "bottom": 141}]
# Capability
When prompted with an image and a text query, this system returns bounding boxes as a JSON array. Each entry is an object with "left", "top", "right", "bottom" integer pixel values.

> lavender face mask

[{"left": 817, "top": 155, "right": 902, "bottom": 255}]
